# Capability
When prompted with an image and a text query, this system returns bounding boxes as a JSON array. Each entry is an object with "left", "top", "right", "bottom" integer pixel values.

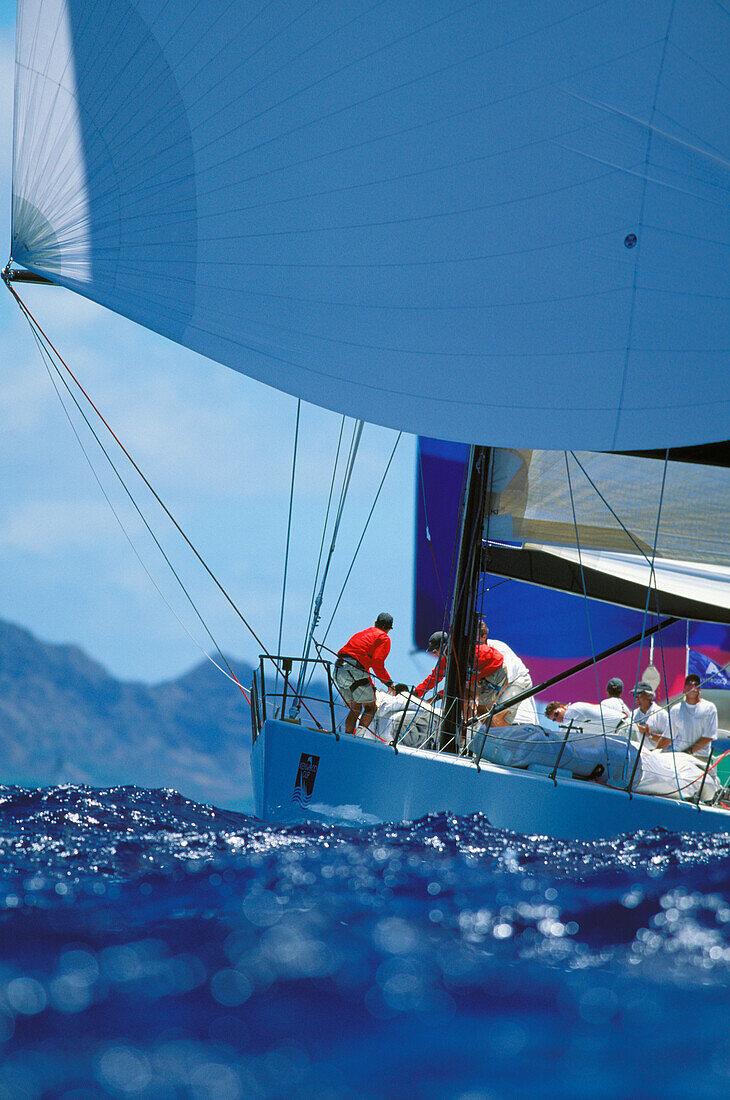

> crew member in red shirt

[
  {"left": 335, "top": 613, "right": 395, "bottom": 735},
  {"left": 469, "top": 625, "right": 507, "bottom": 718},
  {"left": 414, "top": 631, "right": 449, "bottom": 699}
]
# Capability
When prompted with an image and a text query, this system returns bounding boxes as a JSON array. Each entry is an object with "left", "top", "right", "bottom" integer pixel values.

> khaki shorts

[
  {"left": 475, "top": 666, "right": 508, "bottom": 707},
  {"left": 334, "top": 662, "right": 376, "bottom": 707}
]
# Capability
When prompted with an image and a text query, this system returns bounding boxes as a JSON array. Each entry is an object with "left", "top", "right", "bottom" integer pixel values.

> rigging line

[
  {"left": 25, "top": 311, "right": 250, "bottom": 703},
  {"left": 294, "top": 419, "right": 364, "bottom": 705},
  {"left": 568, "top": 452, "right": 666, "bottom": 568},
  {"left": 8, "top": 288, "right": 334, "bottom": 729},
  {"left": 653, "top": 632, "right": 691, "bottom": 799},
  {"left": 8, "top": 284, "right": 270, "bottom": 660},
  {"left": 301, "top": 415, "right": 347, "bottom": 657},
  {"left": 276, "top": 399, "right": 301, "bottom": 690},
  {"left": 563, "top": 451, "right": 611, "bottom": 755},
  {"left": 314, "top": 429, "right": 404, "bottom": 664},
  {"left": 645, "top": 449, "right": 688, "bottom": 790},
  {"left": 625, "top": 449, "right": 671, "bottom": 781},
  {"left": 303, "top": 424, "right": 354, "bottom": 658}
]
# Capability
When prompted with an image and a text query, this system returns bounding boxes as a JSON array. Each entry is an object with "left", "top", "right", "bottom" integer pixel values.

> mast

[{"left": 441, "top": 445, "right": 491, "bottom": 751}]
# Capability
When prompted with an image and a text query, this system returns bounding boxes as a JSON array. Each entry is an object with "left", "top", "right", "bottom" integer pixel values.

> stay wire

[
  {"left": 9, "top": 286, "right": 329, "bottom": 730},
  {"left": 641, "top": 450, "right": 688, "bottom": 796},
  {"left": 23, "top": 305, "right": 250, "bottom": 702},
  {"left": 301, "top": 414, "right": 347, "bottom": 658},
  {"left": 295, "top": 419, "right": 364, "bottom": 704},
  {"left": 570, "top": 449, "right": 674, "bottom": 782},
  {"left": 276, "top": 398, "right": 300, "bottom": 692},
  {"left": 9, "top": 284, "right": 271, "bottom": 659},
  {"left": 307, "top": 430, "right": 402, "bottom": 697},
  {"left": 564, "top": 451, "right": 614, "bottom": 766},
  {"left": 568, "top": 452, "right": 668, "bottom": 569}
]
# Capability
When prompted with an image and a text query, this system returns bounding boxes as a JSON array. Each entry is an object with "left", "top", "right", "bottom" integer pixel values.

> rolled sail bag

[
  {"left": 372, "top": 690, "right": 440, "bottom": 748},
  {"left": 634, "top": 751, "right": 716, "bottom": 801},
  {"left": 470, "top": 724, "right": 639, "bottom": 787}
]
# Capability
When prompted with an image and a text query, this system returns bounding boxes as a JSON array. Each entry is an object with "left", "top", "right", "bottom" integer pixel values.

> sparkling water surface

[{"left": 0, "top": 785, "right": 729, "bottom": 1099}]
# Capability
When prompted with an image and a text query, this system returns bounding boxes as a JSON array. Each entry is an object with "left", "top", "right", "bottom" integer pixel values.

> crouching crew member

[
  {"left": 470, "top": 639, "right": 507, "bottom": 717},
  {"left": 335, "top": 613, "right": 395, "bottom": 736},
  {"left": 414, "top": 631, "right": 449, "bottom": 699}
]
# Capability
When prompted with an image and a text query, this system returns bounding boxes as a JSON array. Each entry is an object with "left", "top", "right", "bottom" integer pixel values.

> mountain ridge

[{"left": 0, "top": 618, "right": 256, "bottom": 809}]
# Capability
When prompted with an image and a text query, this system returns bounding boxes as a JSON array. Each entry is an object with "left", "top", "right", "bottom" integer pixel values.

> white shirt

[
  {"left": 490, "top": 638, "right": 537, "bottom": 723},
  {"left": 663, "top": 698, "right": 718, "bottom": 757},
  {"left": 490, "top": 639, "right": 530, "bottom": 686},
  {"left": 630, "top": 701, "right": 661, "bottom": 724},
  {"left": 564, "top": 702, "right": 628, "bottom": 735},
  {"left": 600, "top": 696, "right": 630, "bottom": 724},
  {"left": 627, "top": 700, "right": 661, "bottom": 742}
]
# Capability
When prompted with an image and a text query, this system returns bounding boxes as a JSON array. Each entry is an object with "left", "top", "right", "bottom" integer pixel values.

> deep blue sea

[{"left": 0, "top": 786, "right": 729, "bottom": 1099}]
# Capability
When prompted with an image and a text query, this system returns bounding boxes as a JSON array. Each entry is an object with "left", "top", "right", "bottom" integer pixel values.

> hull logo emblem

[{"left": 292, "top": 753, "right": 320, "bottom": 806}]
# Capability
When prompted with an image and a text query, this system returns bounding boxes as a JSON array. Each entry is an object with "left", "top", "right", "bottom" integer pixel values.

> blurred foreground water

[{"left": 0, "top": 785, "right": 729, "bottom": 1098}]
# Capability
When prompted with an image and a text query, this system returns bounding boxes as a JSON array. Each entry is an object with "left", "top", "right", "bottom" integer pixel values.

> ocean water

[{"left": 0, "top": 787, "right": 728, "bottom": 1099}]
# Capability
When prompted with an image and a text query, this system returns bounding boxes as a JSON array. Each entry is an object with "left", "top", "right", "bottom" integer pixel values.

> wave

[{"left": 0, "top": 784, "right": 728, "bottom": 1097}]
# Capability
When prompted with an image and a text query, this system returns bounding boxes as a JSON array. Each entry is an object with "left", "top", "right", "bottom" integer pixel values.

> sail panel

[
  {"left": 488, "top": 449, "right": 730, "bottom": 570},
  {"left": 486, "top": 542, "right": 730, "bottom": 624},
  {"left": 12, "top": 1, "right": 730, "bottom": 450}
]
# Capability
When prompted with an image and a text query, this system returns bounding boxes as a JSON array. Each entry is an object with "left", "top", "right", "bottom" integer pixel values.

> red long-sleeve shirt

[
  {"left": 414, "top": 653, "right": 447, "bottom": 698},
  {"left": 338, "top": 626, "right": 392, "bottom": 685},
  {"left": 473, "top": 643, "right": 504, "bottom": 680}
]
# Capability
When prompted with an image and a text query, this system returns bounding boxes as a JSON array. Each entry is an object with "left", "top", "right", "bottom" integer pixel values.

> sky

[{"left": 0, "top": 11, "right": 435, "bottom": 691}]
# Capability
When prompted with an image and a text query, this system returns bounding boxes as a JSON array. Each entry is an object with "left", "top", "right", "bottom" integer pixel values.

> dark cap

[
  {"left": 427, "top": 631, "right": 448, "bottom": 653},
  {"left": 606, "top": 677, "right": 623, "bottom": 693},
  {"left": 375, "top": 612, "right": 393, "bottom": 629},
  {"left": 631, "top": 681, "right": 655, "bottom": 697}
]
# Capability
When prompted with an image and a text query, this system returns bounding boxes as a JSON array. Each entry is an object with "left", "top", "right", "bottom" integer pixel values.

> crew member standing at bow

[{"left": 335, "top": 613, "right": 395, "bottom": 736}]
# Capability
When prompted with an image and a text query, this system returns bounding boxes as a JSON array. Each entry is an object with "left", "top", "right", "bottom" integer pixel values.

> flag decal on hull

[{"left": 292, "top": 753, "right": 320, "bottom": 806}]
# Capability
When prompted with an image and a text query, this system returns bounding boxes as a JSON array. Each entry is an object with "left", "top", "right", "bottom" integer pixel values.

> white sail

[
  {"left": 11, "top": 1, "right": 730, "bottom": 451},
  {"left": 486, "top": 448, "right": 730, "bottom": 620}
]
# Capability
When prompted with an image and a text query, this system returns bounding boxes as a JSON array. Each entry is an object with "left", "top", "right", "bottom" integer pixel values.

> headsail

[
  {"left": 486, "top": 448, "right": 730, "bottom": 622},
  {"left": 11, "top": 1, "right": 730, "bottom": 450}
]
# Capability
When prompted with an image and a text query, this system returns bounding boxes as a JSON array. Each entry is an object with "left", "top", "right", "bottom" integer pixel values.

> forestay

[{"left": 11, "top": 1, "right": 730, "bottom": 451}]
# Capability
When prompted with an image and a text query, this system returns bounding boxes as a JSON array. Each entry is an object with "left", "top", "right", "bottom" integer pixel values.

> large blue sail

[{"left": 11, "top": 1, "right": 730, "bottom": 451}]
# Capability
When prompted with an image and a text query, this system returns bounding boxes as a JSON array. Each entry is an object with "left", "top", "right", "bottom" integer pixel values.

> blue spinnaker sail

[{"left": 11, "top": 1, "right": 730, "bottom": 451}]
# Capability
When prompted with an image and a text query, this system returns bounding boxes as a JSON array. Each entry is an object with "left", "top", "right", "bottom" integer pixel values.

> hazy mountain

[{"left": 0, "top": 619, "right": 256, "bottom": 810}]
